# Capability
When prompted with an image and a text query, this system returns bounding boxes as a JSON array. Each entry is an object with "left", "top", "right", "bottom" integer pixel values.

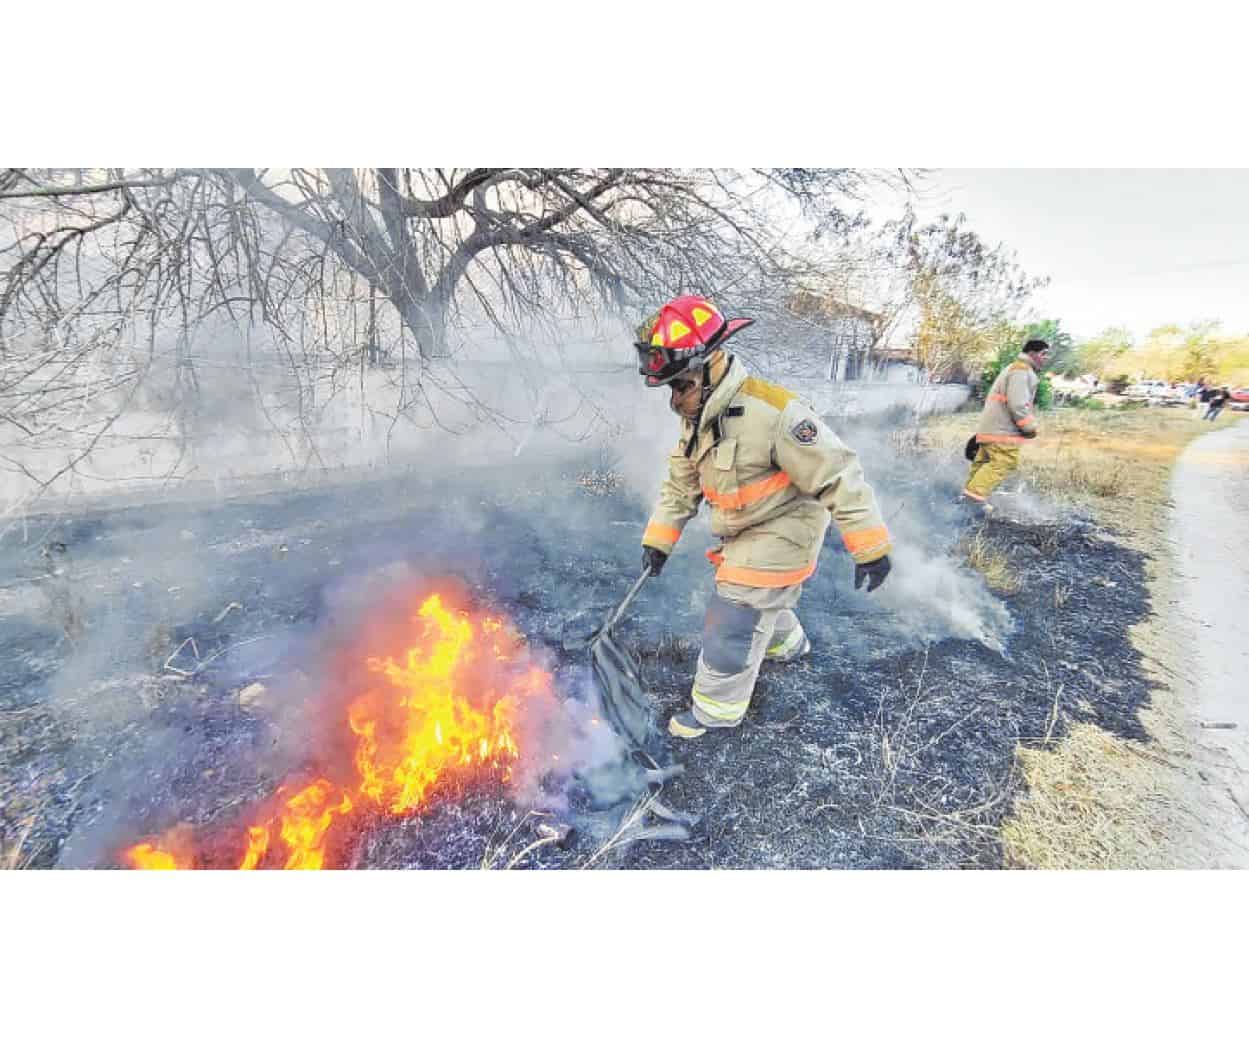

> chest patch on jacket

[{"left": 788, "top": 418, "right": 819, "bottom": 445}]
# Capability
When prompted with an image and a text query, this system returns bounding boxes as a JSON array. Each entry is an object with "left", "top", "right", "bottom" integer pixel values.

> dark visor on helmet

[
  {"left": 634, "top": 321, "right": 727, "bottom": 379},
  {"left": 635, "top": 342, "right": 682, "bottom": 376}
]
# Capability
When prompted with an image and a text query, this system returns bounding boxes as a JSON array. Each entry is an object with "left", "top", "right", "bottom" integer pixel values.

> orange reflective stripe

[
  {"left": 644, "top": 522, "right": 682, "bottom": 546},
  {"left": 988, "top": 394, "right": 1008, "bottom": 403},
  {"left": 976, "top": 434, "right": 1027, "bottom": 444},
  {"left": 841, "top": 525, "right": 891, "bottom": 557},
  {"left": 706, "top": 548, "right": 725, "bottom": 565},
  {"left": 1016, "top": 415, "right": 1036, "bottom": 427},
  {"left": 712, "top": 560, "right": 817, "bottom": 588},
  {"left": 701, "top": 471, "right": 791, "bottom": 511}
]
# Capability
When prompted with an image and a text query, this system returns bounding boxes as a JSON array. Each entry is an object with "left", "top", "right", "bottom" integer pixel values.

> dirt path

[{"left": 1164, "top": 417, "right": 1249, "bottom": 859}]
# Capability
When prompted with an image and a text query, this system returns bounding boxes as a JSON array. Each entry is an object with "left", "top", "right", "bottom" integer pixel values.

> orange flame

[
  {"left": 352, "top": 595, "right": 523, "bottom": 815},
  {"left": 121, "top": 590, "right": 553, "bottom": 870},
  {"left": 239, "top": 826, "right": 269, "bottom": 871},
  {"left": 124, "top": 843, "right": 190, "bottom": 870}
]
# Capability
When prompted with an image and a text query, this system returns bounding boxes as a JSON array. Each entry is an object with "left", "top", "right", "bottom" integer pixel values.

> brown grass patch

[
  {"left": 960, "top": 531, "right": 1021, "bottom": 595},
  {"left": 923, "top": 406, "right": 1238, "bottom": 542},
  {"left": 1001, "top": 722, "right": 1224, "bottom": 869}
]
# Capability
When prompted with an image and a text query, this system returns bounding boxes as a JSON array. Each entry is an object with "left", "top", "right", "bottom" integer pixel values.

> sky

[{"left": 910, "top": 169, "right": 1249, "bottom": 342}]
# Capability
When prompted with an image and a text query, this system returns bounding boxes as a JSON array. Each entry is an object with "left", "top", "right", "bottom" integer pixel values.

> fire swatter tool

[
  {"left": 563, "top": 566, "right": 655, "bottom": 749},
  {"left": 566, "top": 566, "right": 699, "bottom": 842}
]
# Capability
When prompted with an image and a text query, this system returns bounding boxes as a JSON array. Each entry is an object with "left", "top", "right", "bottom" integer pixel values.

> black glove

[
  {"left": 854, "top": 555, "right": 891, "bottom": 593},
  {"left": 642, "top": 546, "right": 668, "bottom": 577}
]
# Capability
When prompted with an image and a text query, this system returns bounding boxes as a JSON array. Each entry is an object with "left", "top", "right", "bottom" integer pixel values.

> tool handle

[{"left": 604, "top": 568, "right": 651, "bottom": 633}]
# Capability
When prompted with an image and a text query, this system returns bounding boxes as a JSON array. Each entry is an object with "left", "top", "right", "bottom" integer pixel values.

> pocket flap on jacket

[{"left": 712, "top": 438, "right": 737, "bottom": 470}]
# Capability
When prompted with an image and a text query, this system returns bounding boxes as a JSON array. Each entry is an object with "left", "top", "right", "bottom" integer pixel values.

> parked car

[
  {"left": 1123, "top": 380, "right": 1185, "bottom": 404},
  {"left": 1229, "top": 387, "right": 1249, "bottom": 411}
]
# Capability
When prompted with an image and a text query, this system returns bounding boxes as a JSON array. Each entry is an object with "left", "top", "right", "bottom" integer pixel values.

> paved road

[{"left": 1169, "top": 415, "right": 1249, "bottom": 858}]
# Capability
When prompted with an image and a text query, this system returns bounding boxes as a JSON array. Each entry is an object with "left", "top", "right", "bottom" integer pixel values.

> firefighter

[
  {"left": 635, "top": 295, "right": 893, "bottom": 739},
  {"left": 961, "top": 339, "right": 1051, "bottom": 511}
]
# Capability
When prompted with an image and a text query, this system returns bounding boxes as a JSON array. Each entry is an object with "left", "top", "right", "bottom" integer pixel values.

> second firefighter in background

[
  {"left": 635, "top": 295, "right": 893, "bottom": 740},
  {"left": 962, "top": 339, "right": 1051, "bottom": 510}
]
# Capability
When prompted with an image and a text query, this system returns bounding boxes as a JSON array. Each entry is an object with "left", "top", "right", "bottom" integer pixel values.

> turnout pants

[
  {"left": 690, "top": 581, "right": 807, "bottom": 728},
  {"left": 963, "top": 443, "right": 1021, "bottom": 502}
]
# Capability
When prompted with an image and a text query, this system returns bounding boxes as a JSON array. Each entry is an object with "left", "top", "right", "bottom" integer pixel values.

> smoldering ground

[{"left": 0, "top": 355, "right": 1156, "bottom": 869}]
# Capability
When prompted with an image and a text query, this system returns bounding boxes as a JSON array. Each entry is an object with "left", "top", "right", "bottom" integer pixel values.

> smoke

[
  {"left": 870, "top": 543, "right": 1012, "bottom": 653},
  {"left": 507, "top": 664, "right": 635, "bottom": 811},
  {"left": 817, "top": 390, "right": 1016, "bottom": 656},
  {"left": 0, "top": 311, "right": 680, "bottom": 518},
  {"left": 9, "top": 311, "right": 1026, "bottom": 868},
  {"left": 980, "top": 484, "right": 1070, "bottom": 526}
]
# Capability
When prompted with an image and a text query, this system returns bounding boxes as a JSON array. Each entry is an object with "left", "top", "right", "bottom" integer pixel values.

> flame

[
  {"left": 239, "top": 826, "right": 269, "bottom": 870},
  {"left": 351, "top": 595, "right": 522, "bottom": 815},
  {"left": 122, "top": 590, "right": 554, "bottom": 870},
  {"left": 235, "top": 780, "right": 354, "bottom": 871},
  {"left": 124, "top": 843, "right": 190, "bottom": 870},
  {"left": 277, "top": 780, "right": 353, "bottom": 871}
]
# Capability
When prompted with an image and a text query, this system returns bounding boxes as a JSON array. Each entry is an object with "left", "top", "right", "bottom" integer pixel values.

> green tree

[
  {"left": 1178, "top": 320, "right": 1222, "bottom": 381},
  {"left": 1074, "top": 326, "right": 1133, "bottom": 376}
]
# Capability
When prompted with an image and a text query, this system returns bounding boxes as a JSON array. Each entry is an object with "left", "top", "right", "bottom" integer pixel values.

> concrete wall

[
  {"left": 786, "top": 379, "right": 972, "bottom": 422},
  {"left": 1, "top": 357, "right": 972, "bottom": 513}
]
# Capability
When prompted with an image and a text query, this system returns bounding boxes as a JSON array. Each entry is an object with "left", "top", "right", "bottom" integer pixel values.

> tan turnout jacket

[
  {"left": 641, "top": 354, "right": 891, "bottom": 588},
  {"left": 977, "top": 355, "right": 1040, "bottom": 443}
]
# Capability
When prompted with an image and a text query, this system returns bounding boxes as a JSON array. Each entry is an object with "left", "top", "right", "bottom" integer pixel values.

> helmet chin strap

[
  {"left": 683, "top": 352, "right": 731, "bottom": 459},
  {"left": 699, "top": 349, "right": 727, "bottom": 404}
]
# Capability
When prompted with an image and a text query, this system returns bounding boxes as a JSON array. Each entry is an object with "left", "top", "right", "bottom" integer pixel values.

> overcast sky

[{"left": 910, "top": 169, "right": 1249, "bottom": 342}]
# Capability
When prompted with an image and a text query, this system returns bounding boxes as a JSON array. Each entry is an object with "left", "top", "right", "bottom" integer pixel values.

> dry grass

[
  {"left": 1002, "top": 723, "right": 1200, "bottom": 868},
  {"left": 479, "top": 811, "right": 567, "bottom": 870},
  {"left": 923, "top": 404, "right": 1237, "bottom": 544},
  {"left": 0, "top": 796, "right": 50, "bottom": 870},
  {"left": 960, "top": 531, "right": 1022, "bottom": 595}
]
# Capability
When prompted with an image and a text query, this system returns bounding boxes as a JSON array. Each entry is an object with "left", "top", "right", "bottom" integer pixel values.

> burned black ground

[{"left": 0, "top": 442, "right": 1157, "bottom": 869}]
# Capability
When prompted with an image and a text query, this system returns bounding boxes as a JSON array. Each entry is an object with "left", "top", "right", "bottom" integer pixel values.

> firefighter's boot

[
  {"left": 668, "top": 710, "right": 708, "bottom": 740},
  {"left": 958, "top": 491, "right": 995, "bottom": 515}
]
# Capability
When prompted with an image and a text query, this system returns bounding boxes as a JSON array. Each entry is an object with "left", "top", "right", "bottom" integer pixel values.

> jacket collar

[
  {"left": 679, "top": 354, "right": 748, "bottom": 460},
  {"left": 693, "top": 353, "right": 748, "bottom": 432}
]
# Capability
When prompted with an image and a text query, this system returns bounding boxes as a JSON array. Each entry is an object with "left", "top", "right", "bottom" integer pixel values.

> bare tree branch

[{"left": 0, "top": 173, "right": 189, "bottom": 200}]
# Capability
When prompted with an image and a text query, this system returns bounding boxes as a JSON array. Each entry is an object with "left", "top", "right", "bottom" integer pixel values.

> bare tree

[
  {"left": 2, "top": 168, "right": 879, "bottom": 350},
  {"left": 0, "top": 167, "right": 901, "bottom": 506},
  {"left": 873, "top": 210, "right": 1047, "bottom": 382}
]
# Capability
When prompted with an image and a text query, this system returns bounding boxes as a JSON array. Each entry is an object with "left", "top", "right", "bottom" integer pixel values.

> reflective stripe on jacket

[
  {"left": 641, "top": 354, "right": 891, "bottom": 586},
  {"left": 976, "top": 356, "right": 1039, "bottom": 443}
]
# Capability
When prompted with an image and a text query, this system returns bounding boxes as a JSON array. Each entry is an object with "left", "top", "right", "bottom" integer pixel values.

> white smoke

[{"left": 871, "top": 543, "right": 1012, "bottom": 653}]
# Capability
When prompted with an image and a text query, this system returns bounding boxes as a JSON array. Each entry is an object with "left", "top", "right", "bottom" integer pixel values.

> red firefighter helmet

[{"left": 634, "top": 295, "right": 753, "bottom": 387}]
